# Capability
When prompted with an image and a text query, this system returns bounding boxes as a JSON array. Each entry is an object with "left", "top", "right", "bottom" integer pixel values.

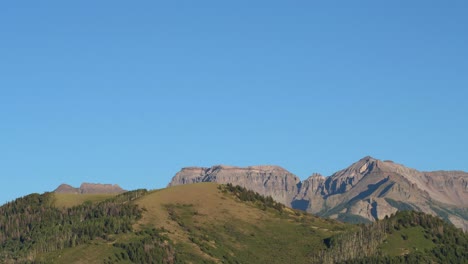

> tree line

[{"left": 219, "top": 183, "right": 285, "bottom": 212}]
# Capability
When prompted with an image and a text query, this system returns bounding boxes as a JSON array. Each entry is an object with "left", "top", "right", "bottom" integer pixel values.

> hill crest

[{"left": 54, "top": 182, "right": 126, "bottom": 194}]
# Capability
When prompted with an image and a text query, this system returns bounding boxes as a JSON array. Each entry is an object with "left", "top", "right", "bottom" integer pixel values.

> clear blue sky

[{"left": 1, "top": 1, "right": 467, "bottom": 204}]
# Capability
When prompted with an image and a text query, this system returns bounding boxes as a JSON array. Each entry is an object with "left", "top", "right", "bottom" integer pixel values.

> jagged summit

[
  {"left": 360, "top": 155, "right": 377, "bottom": 161},
  {"left": 329, "top": 156, "right": 380, "bottom": 179},
  {"left": 54, "top": 182, "right": 126, "bottom": 194}
]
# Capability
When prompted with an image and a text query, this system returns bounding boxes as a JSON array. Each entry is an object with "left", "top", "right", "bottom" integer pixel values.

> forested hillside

[
  {"left": 0, "top": 184, "right": 466, "bottom": 263},
  {"left": 0, "top": 190, "right": 147, "bottom": 263},
  {"left": 315, "top": 211, "right": 467, "bottom": 263}
]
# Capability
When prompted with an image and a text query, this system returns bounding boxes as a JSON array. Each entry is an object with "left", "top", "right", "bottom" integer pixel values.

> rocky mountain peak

[
  {"left": 346, "top": 156, "right": 380, "bottom": 174},
  {"left": 54, "top": 184, "right": 80, "bottom": 194},
  {"left": 323, "top": 156, "right": 382, "bottom": 195}
]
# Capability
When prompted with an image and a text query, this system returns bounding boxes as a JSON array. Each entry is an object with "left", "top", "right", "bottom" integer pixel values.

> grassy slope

[
  {"left": 44, "top": 183, "right": 349, "bottom": 263},
  {"left": 135, "top": 183, "right": 349, "bottom": 263}
]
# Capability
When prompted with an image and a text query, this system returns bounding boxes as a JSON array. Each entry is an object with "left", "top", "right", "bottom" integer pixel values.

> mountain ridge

[
  {"left": 54, "top": 182, "right": 126, "bottom": 194},
  {"left": 168, "top": 156, "right": 468, "bottom": 230}
]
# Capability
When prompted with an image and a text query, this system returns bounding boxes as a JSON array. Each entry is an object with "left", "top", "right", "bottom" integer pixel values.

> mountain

[
  {"left": 54, "top": 182, "right": 126, "bottom": 194},
  {"left": 1, "top": 183, "right": 466, "bottom": 263},
  {"left": 168, "top": 156, "right": 468, "bottom": 230},
  {"left": 168, "top": 165, "right": 301, "bottom": 205}
]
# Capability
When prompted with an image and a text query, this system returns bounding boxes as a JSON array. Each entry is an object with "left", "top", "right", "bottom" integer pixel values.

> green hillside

[{"left": 0, "top": 183, "right": 466, "bottom": 263}]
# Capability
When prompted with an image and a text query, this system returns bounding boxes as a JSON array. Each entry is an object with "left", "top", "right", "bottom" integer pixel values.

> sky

[{"left": 1, "top": 1, "right": 467, "bottom": 204}]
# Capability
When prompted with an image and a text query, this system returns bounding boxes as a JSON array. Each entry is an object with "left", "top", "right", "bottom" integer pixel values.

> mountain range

[
  {"left": 2, "top": 183, "right": 466, "bottom": 263},
  {"left": 2, "top": 156, "right": 467, "bottom": 263},
  {"left": 168, "top": 156, "right": 468, "bottom": 230}
]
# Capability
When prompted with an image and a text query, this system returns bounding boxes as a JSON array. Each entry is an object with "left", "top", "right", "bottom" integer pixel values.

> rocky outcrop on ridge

[
  {"left": 54, "top": 183, "right": 126, "bottom": 194},
  {"left": 169, "top": 165, "right": 300, "bottom": 205},
  {"left": 168, "top": 157, "right": 468, "bottom": 230}
]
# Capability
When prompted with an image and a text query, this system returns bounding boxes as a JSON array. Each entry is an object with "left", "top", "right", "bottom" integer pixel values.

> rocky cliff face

[
  {"left": 169, "top": 165, "right": 300, "bottom": 205},
  {"left": 54, "top": 183, "right": 126, "bottom": 194},
  {"left": 317, "top": 157, "right": 468, "bottom": 225},
  {"left": 293, "top": 173, "right": 326, "bottom": 213},
  {"left": 168, "top": 157, "right": 468, "bottom": 230}
]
